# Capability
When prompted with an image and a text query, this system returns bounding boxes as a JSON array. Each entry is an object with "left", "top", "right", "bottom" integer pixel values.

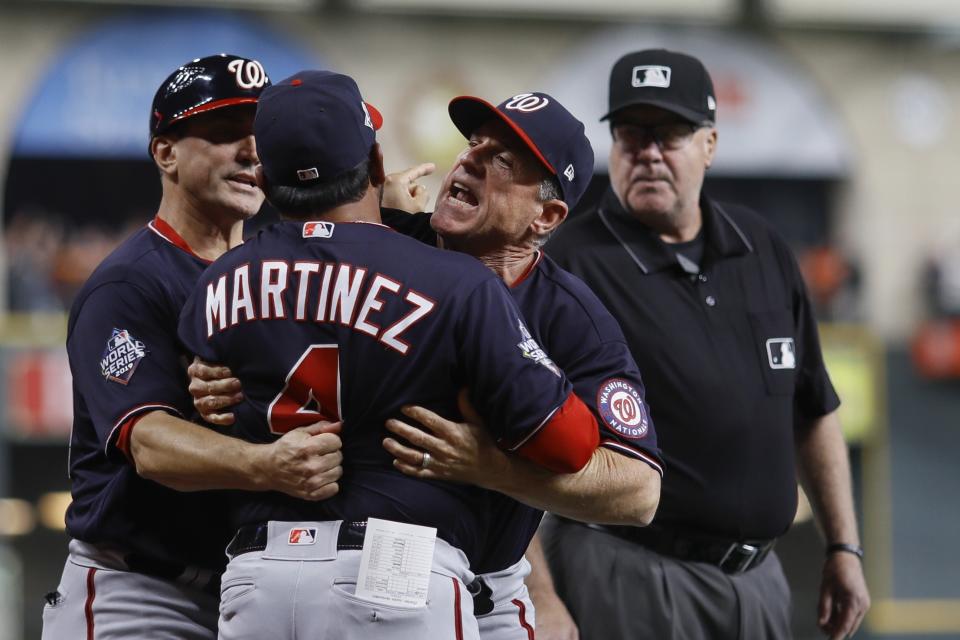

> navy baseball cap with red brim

[{"left": 448, "top": 92, "right": 594, "bottom": 210}]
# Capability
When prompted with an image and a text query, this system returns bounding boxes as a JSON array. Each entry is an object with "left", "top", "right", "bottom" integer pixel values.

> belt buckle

[{"left": 719, "top": 542, "right": 759, "bottom": 574}]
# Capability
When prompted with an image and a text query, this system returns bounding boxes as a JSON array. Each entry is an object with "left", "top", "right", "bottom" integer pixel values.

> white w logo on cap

[{"left": 504, "top": 93, "right": 550, "bottom": 112}]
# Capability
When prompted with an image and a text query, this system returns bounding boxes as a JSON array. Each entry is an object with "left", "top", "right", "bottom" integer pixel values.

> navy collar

[{"left": 597, "top": 188, "right": 752, "bottom": 275}]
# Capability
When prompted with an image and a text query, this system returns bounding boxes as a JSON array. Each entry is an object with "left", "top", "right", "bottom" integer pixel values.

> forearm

[
  {"left": 524, "top": 533, "right": 558, "bottom": 597},
  {"left": 483, "top": 447, "right": 660, "bottom": 526},
  {"left": 795, "top": 410, "right": 860, "bottom": 544},
  {"left": 130, "top": 410, "right": 265, "bottom": 492}
]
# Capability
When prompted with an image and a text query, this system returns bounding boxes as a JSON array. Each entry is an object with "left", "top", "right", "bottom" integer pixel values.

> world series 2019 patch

[
  {"left": 100, "top": 328, "right": 147, "bottom": 385},
  {"left": 515, "top": 319, "right": 561, "bottom": 377},
  {"left": 597, "top": 378, "right": 649, "bottom": 439}
]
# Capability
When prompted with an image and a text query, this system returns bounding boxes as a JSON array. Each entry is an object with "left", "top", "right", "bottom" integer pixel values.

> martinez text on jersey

[{"left": 204, "top": 259, "right": 436, "bottom": 354}]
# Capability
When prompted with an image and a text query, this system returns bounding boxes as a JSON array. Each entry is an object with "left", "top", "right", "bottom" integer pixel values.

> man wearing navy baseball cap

[
  {"left": 375, "top": 90, "right": 663, "bottom": 640},
  {"left": 188, "top": 84, "right": 664, "bottom": 640},
  {"left": 177, "top": 70, "right": 619, "bottom": 640},
  {"left": 428, "top": 91, "right": 594, "bottom": 258},
  {"left": 540, "top": 48, "right": 870, "bottom": 640},
  {"left": 253, "top": 70, "right": 385, "bottom": 214}
]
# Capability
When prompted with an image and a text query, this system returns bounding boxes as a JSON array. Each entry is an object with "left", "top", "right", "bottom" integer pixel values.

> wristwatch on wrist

[{"left": 826, "top": 542, "right": 864, "bottom": 560}]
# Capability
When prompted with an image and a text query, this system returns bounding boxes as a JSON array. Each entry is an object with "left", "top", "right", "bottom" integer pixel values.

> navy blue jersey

[
  {"left": 177, "top": 220, "right": 580, "bottom": 566},
  {"left": 65, "top": 217, "right": 230, "bottom": 571},
  {"left": 381, "top": 210, "right": 662, "bottom": 572}
]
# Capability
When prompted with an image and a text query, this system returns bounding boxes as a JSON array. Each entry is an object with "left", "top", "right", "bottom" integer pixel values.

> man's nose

[
  {"left": 459, "top": 145, "right": 485, "bottom": 175},
  {"left": 237, "top": 134, "right": 259, "bottom": 164}
]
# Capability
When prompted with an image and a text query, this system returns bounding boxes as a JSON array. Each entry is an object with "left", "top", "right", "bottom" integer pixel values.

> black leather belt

[
  {"left": 227, "top": 521, "right": 368, "bottom": 557},
  {"left": 124, "top": 553, "right": 221, "bottom": 596},
  {"left": 579, "top": 521, "right": 775, "bottom": 574}
]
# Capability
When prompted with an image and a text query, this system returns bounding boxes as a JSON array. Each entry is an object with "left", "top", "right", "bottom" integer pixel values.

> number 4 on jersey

[{"left": 268, "top": 345, "right": 341, "bottom": 434}]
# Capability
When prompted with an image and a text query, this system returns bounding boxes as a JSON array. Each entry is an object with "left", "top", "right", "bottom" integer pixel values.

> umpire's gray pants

[{"left": 540, "top": 516, "right": 792, "bottom": 640}]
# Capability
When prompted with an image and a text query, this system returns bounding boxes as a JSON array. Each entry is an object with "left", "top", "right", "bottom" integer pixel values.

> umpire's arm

[{"left": 795, "top": 409, "right": 871, "bottom": 640}]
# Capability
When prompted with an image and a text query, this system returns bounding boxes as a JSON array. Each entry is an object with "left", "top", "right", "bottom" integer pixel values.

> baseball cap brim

[
  {"left": 160, "top": 97, "right": 260, "bottom": 131},
  {"left": 448, "top": 96, "right": 557, "bottom": 175},
  {"left": 601, "top": 98, "right": 710, "bottom": 125}
]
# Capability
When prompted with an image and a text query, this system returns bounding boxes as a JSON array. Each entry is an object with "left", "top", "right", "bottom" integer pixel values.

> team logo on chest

[
  {"left": 288, "top": 527, "right": 318, "bottom": 545},
  {"left": 597, "top": 378, "right": 648, "bottom": 439},
  {"left": 516, "top": 319, "right": 561, "bottom": 377},
  {"left": 100, "top": 328, "right": 147, "bottom": 385}
]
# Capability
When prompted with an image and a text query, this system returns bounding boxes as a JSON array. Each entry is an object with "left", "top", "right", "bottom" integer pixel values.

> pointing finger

[{"left": 401, "top": 162, "right": 436, "bottom": 182}]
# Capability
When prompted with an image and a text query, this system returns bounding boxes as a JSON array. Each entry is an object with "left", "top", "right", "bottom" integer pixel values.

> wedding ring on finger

[{"left": 421, "top": 452, "right": 431, "bottom": 469}]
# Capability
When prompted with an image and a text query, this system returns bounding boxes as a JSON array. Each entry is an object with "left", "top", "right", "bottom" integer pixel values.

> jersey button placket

[{"left": 694, "top": 271, "right": 716, "bottom": 308}]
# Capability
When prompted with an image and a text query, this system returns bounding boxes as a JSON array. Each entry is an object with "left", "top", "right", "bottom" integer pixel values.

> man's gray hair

[
  {"left": 533, "top": 175, "right": 564, "bottom": 248},
  {"left": 538, "top": 176, "right": 562, "bottom": 203}
]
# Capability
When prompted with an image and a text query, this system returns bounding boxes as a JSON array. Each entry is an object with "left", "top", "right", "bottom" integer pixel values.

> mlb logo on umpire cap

[
  {"left": 447, "top": 92, "right": 595, "bottom": 211},
  {"left": 632, "top": 65, "right": 671, "bottom": 88},
  {"left": 255, "top": 70, "right": 383, "bottom": 188}
]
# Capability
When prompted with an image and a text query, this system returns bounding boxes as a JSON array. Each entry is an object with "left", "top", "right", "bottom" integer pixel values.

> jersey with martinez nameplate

[{"left": 177, "top": 220, "right": 576, "bottom": 566}]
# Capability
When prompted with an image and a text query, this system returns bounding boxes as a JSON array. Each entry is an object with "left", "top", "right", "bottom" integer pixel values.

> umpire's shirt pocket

[{"left": 748, "top": 310, "right": 797, "bottom": 396}]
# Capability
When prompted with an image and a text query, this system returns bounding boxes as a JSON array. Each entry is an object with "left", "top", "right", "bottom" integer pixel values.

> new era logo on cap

[{"left": 632, "top": 66, "right": 671, "bottom": 88}]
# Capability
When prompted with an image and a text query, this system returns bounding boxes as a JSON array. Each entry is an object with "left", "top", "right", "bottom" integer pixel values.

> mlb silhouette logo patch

[
  {"left": 632, "top": 65, "right": 671, "bottom": 88},
  {"left": 303, "top": 221, "right": 335, "bottom": 238},
  {"left": 100, "top": 328, "right": 147, "bottom": 385},
  {"left": 766, "top": 338, "right": 796, "bottom": 370},
  {"left": 288, "top": 527, "right": 318, "bottom": 545}
]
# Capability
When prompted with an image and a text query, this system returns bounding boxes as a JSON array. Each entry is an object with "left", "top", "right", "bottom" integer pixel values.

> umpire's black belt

[
  {"left": 579, "top": 520, "right": 775, "bottom": 574},
  {"left": 227, "top": 521, "right": 368, "bottom": 557}
]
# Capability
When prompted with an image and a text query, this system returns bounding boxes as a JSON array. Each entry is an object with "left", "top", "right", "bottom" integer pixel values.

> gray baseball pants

[
  {"left": 474, "top": 557, "right": 536, "bottom": 640},
  {"left": 42, "top": 539, "right": 218, "bottom": 640},
  {"left": 219, "top": 520, "right": 480, "bottom": 640}
]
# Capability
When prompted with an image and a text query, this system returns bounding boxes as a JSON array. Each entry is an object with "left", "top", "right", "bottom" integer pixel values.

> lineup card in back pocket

[{"left": 355, "top": 518, "right": 438, "bottom": 608}]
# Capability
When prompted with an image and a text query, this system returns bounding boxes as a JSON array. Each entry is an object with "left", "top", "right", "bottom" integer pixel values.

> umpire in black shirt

[{"left": 541, "top": 49, "right": 870, "bottom": 640}]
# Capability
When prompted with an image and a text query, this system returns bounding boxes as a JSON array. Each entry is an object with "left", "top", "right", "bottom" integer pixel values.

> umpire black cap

[
  {"left": 603, "top": 49, "right": 716, "bottom": 124},
  {"left": 150, "top": 53, "right": 270, "bottom": 138}
]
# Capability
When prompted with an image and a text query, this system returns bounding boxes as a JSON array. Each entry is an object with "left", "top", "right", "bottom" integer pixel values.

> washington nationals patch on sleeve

[
  {"left": 100, "top": 328, "right": 147, "bottom": 385},
  {"left": 597, "top": 378, "right": 649, "bottom": 439}
]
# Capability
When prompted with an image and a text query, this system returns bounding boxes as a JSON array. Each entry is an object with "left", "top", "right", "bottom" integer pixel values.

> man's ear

[
  {"left": 368, "top": 143, "right": 386, "bottom": 187},
  {"left": 703, "top": 127, "right": 718, "bottom": 170},
  {"left": 151, "top": 135, "right": 178, "bottom": 178},
  {"left": 531, "top": 199, "right": 568, "bottom": 238}
]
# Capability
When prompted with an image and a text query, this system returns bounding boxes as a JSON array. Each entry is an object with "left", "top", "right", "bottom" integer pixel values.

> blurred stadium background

[{"left": 0, "top": 0, "right": 958, "bottom": 638}]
